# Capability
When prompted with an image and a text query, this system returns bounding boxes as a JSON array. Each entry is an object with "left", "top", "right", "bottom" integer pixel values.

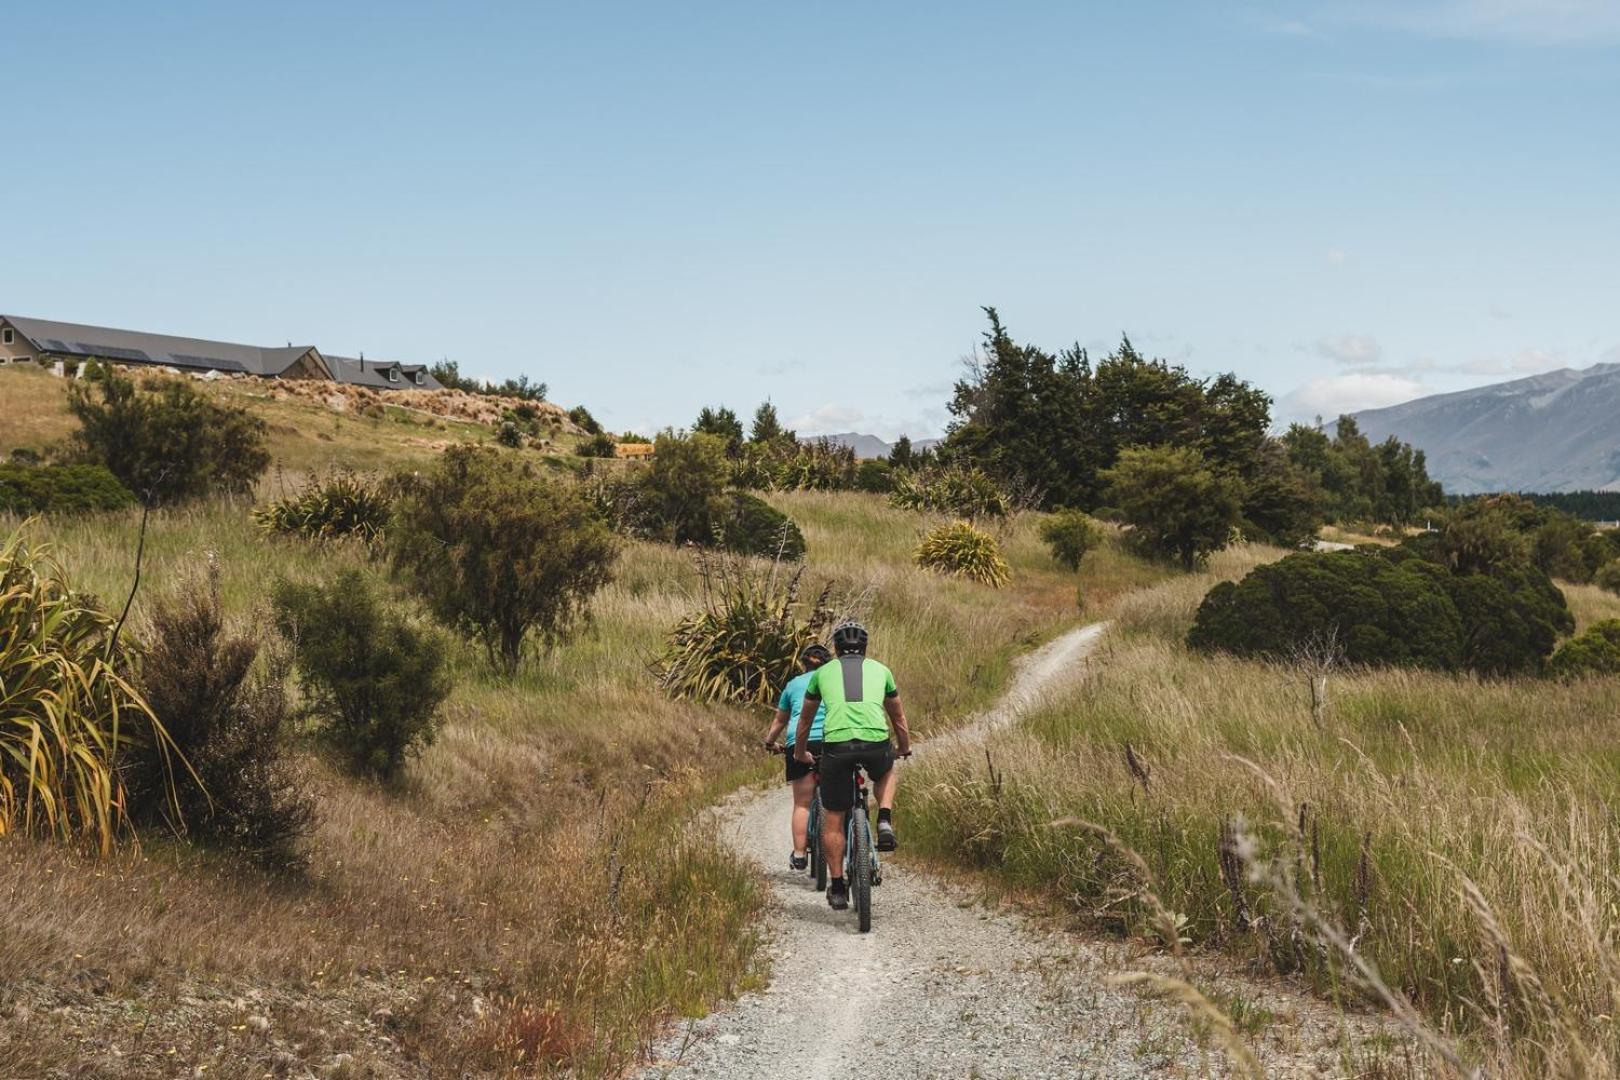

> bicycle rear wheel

[
  {"left": 852, "top": 804, "right": 873, "bottom": 933},
  {"left": 810, "top": 793, "right": 827, "bottom": 891}
]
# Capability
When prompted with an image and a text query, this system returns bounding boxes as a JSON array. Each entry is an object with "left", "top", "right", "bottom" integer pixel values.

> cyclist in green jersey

[
  {"left": 763, "top": 643, "right": 831, "bottom": 871},
  {"left": 793, "top": 619, "right": 912, "bottom": 911}
]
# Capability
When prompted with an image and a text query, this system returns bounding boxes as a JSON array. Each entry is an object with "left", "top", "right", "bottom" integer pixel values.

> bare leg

[
  {"left": 789, "top": 773, "right": 816, "bottom": 855},
  {"left": 823, "top": 809, "right": 847, "bottom": 878},
  {"left": 875, "top": 766, "right": 899, "bottom": 812}
]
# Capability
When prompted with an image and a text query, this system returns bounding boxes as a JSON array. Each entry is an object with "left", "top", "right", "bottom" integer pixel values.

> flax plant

[{"left": 0, "top": 525, "right": 176, "bottom": 852}]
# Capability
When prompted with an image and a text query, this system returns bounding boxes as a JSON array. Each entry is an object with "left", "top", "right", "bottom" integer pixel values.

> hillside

[
  {"left": 1351, "top": 362, "right": 1620, "bottom": 493},
  {"left": 0, "top": 364, "right": 583, "bottom": 472}
]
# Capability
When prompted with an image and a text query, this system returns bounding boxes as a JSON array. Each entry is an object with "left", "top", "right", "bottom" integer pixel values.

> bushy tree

[
  {"left": 390, "top": 445, "right": 619, "bottom": 672},
  {"left": 1281, "top": 417, "right": 1443, "bottom": 527},
  {"left": 273, "top": 570, "right": 451, "bottom": 781},
  {"left": 1039, "top": 509, "right": 1104, "bottom": 571},
  {"left": 644, "top": 432, "right": 732, "bottom": 543},
  {"left": 693, "top": 406, "right": 745, "bottom": 454},
  {"left": 945, "top": 309, "right": 1277, "bottom": 512},
  {"left": 1239, "top": 442, "right": 1322, "bottom": 548},
  {"left": 1548, "top": 620, "right": 1620, "bottom": 679},
  {"left": 1103, "top": 446, "right": 1242, "bottom": 570},
  {"left": 1597, "top": 559, "right": 1620, "bottom": 596},
  {"left": 856, "top": 459, "right": 894, "bottom": 493},
  {"left": 568, "top": 404, "right": 603, "bottom": 435},
  {"left": 133, "top": 567, "right": 313, "bottom": 868},
  {"left": 67, "top": 369, "right": 269, "bottom": 505}
]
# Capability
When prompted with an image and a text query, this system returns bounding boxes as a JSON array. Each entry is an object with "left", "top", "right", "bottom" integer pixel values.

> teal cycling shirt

[{"left": 778, "top": 670, "right": 827, "bottom": 745}]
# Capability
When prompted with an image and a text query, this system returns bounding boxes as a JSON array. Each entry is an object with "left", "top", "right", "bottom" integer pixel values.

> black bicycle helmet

[
  {"left": 829, "top": 619, "right": 869, "bottom": 656},
  {"left": 800, "top": 643, "right": 831, "bottom": 666}
]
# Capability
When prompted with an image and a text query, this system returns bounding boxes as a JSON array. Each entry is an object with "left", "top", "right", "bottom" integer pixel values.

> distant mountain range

[
  {"left": 1351, "top": 362, "right": 1620, "bottom": 494},
  {"left": 812, "top": 432, "right": 943, "bottom": 460}
]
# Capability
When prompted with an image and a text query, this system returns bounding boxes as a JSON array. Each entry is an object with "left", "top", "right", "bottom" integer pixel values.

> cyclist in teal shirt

[{"left": 763, "top": 644, "right": 830, "bottom": 871}]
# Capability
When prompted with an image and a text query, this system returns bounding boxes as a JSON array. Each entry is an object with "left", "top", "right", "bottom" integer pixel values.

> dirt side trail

[{"left": 637, "top": 624, "right": 1378, "bottom": 1079}]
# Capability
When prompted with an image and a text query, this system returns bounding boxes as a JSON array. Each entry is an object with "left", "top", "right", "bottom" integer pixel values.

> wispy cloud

[
  {"left": 1308, "top": 0, "right": 1620, "bottom": 44},
  {"left": 1315, "top": 333, "right": 1383, "bottom": 366}
]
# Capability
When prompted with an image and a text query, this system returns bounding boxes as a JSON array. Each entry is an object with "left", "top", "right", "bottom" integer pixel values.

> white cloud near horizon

[{"left": 1279, "top": 371, "right": 1430, "bottom": 423}]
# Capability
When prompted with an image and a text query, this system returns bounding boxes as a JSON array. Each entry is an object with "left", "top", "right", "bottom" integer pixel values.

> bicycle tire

[
  {"left": 852, "top": 804, "right": 873, "bottom": 933},
  {"left": 810, "top": 794, "right": 827, "bottom": 892}
]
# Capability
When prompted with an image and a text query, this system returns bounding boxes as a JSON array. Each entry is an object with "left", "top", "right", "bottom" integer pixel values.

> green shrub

[
  {"left": 0, "top": 526, "right": 172, "bottom": 851},
  {"left": 718, "top": 492, "right": 806, "bottom": 561},
  {"left": 914, "top": 521, "right": 1011, "bottom": 588},
  {"left": 568, "top": 404, "right": 603, "bottom": 435},
  {"left": 1188, "top": 543, "right": 1573, "bottom": 676},
  {"left": 577, "top": 431, "right": 618, "bottom": 458},
  {"left": 252, "top": 471, "right": 390, "bottom": 544},
  {"left": 890, "top": 464, "right": 1011, "bottom": 520},
  {"left": 390, "top": 445, "right": 618, "bottom": 673},
  {"left": 0, "top": 463, "right": 135, "bottom": 514},
  {"left": 643, "top": 432, "right": 732, "bottom": 544},
  {"left": 1038, "top": 509, "right": 1103, "bottom": 571},
  {"left": 1548, "top": 620, "right": 1620, "bottom": 679},
  {"left": 655, "top": 550, "right": 835, "bottom": 705},
  {"left": 67, "top": 369, "right": 269, "bottom": 505},
  {"left": 1598, "top": 559, "right": 1620, "bottom": 596},
  {"left": 495, "top": 421, "right": 525, "bottom": 448},
  {"left": 856, "top": 459, "right": 894, "bottom": 494},
  {"left": 132, "top": 566, "right": 313, "bottom": 868},
  {"left": 1102, "top": 445, "right": 1242, "bottom": 570},
  {"left": 272, "top": 570, "right": 451, "bottom": 781}
]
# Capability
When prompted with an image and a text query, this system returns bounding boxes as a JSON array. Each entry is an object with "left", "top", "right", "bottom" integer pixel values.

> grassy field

[
  {"left": 906, "top": 543, "right": 1620, "bottom": 1076},
  {"left": 0, "top": 483, "right": 1122, "bottom": 1076}
]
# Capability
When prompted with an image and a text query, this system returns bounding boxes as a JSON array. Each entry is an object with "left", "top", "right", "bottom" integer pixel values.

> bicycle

[
  {"left": 776, "top": 747, "right": 882, "bottom": 930},
  {"left": 803, "top": 750, "right": 883, "bottom": 932}
]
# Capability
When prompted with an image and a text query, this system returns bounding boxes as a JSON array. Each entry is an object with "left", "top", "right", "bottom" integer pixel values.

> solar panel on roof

[
  {"left": 168, "top": 354, "right": 247, "bottom": 372},
  {"left": 78, "top": 344, "right": 152, "bottom": 362}
]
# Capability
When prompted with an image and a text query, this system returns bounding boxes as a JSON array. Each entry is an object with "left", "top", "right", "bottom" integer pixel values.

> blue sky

[{"left": 3, "top": 1, "right": 1617, "bottom": 438}]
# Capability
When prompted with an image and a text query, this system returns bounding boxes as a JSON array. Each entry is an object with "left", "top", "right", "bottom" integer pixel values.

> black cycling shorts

[
  {"left": 818, "top": 739, "right": 894, "bottom": 812},
  {"left": 785, "top": 741, "right": 822, "bottom": 782}
]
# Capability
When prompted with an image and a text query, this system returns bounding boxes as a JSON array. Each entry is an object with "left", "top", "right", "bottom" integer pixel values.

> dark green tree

[
  {"left": 1103, "top": 445, "right": 1242, "bottom": 569},
  {"left": 694, "top": 406, "right": 745, "bottom": 454},
  {"left": 1239, "top": 442, "right": 1323, "bottom": 549},
  {"left": 749, "top": 401, "right": 789, "bottom": 445}
]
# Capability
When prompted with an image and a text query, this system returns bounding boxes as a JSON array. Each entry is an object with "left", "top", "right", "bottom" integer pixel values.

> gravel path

[{"left": 636, "top": 624, "right": 1379, "bottom": 1079}]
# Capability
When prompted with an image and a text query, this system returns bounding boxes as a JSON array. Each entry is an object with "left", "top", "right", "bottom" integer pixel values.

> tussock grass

[{"left": 909, "top": 542, "right": 1620, "bottom": 1076}]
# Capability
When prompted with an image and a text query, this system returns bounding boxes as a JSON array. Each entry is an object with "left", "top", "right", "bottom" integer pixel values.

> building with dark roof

[
  {"left": 327, "top": 354, "right": 438, "bottom": 389},
  {"left": 0, "top": 314, "right": 441, "bottom": 390}
]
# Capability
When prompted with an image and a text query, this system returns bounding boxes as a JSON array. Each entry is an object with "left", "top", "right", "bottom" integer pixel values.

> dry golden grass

[
  {"left": 909, "top": 539, "right": 1620, "bottom": 1077},
  {"left": 0, "top": 364, "right": 539, "bottom": 475},
  {"left": 1560, "top": 579, "right": 1620, "bottom": 632},
  {"left": 0, "top": 491, "right": 1115, "bottom": 1076}
]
